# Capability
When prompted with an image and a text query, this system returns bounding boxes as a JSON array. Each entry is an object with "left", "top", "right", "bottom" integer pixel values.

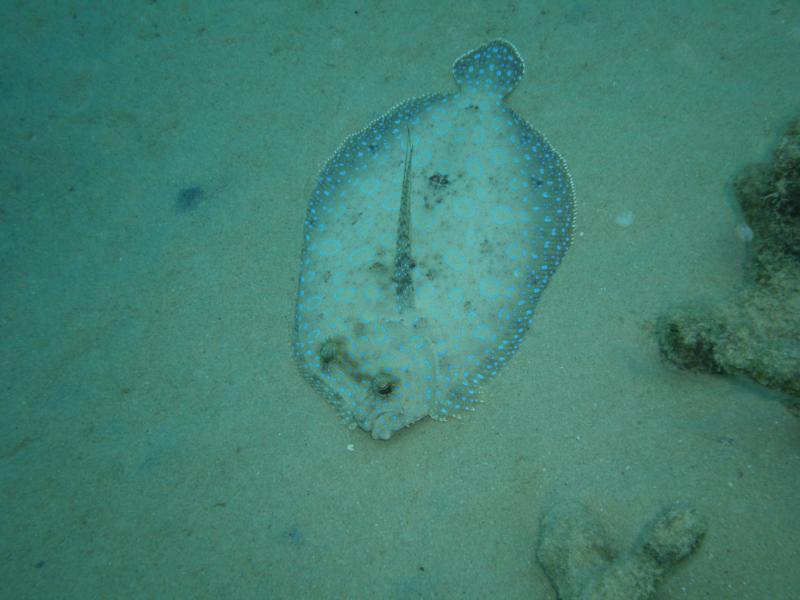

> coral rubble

[
  {"left": 536, "top": 501, "right": 706, "bottom": 600},
  {"left": 657, "top": 116, "right": 800, "bottom": 406}
]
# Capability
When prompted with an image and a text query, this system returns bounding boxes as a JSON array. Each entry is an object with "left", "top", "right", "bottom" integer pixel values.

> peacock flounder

[{"left": 293, "top": 40, "right": 575, "bottom": 439}]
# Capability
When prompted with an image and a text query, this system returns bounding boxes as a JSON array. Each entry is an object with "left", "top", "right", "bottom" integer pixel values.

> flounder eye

[
  {"left": 373, "top": 372, "right": 395, "bottom": 396},
  {"left": 319, "top": 339, "right": 337, "bottom": 363}
]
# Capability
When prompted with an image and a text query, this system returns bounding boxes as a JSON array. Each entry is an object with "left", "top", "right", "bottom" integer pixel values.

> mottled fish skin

[{"left": 294, "top": 40, "right": 575, "bottom": 440}]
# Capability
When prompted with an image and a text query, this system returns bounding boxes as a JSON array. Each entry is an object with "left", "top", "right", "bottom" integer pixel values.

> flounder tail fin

[{"left": 452, "top": 39, "right": 524, "bottom": 98}]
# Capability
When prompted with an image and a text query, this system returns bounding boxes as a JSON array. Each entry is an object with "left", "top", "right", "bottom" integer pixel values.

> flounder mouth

[{"left": 368, "top": 410, "right": 403, "bottom": 440}]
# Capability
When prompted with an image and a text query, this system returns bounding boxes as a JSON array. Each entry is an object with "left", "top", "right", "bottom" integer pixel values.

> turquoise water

[{"left": 2, "top": 2, "right": 798, "bottom": 598}]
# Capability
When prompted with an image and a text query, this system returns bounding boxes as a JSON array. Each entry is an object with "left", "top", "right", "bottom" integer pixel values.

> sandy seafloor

[{"left": 2, "top": 1, "right": 799, "bottom": 598}]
